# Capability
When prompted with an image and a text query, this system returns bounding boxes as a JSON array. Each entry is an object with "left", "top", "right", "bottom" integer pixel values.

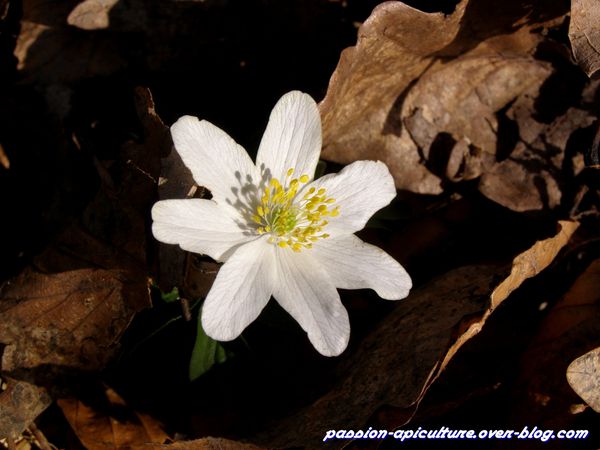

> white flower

[{"left": 151, "top": 91, "right": 412, "bottom": 356}]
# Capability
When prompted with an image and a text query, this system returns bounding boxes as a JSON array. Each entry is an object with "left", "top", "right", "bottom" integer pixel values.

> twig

[
  {"left": 6, "top": 436, "right": 16, "bottom": 450},
  {"left": 29, "top": 423, "right": 52, "bottom": 450},
  {"left": 181, "top": 297, "right": 192, "bottom": 322}
]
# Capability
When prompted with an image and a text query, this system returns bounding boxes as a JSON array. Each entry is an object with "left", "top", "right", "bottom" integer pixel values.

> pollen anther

[{"left": 251, "top": 167, "right": 338, "bottom": 252}]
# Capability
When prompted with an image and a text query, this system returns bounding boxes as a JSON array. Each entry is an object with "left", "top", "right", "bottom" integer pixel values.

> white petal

[
  {"left": 170, "top": 116, "right": 260, "bottom": 207},
  {"left": 151, "top": 199, "right": 251, "bottom": 262},
  {"left": 256, "top": 91, "right": 321, "bottom": 182},
  {"left": 301, "top": 160, "right": 396, "bottom": 236},
  {"left": 202, "top": 236, "right": 275, "bottom": 341},
  {"left": 312, "top": 234, "right": 412, "bottom": 300},
  {"left": 272, "top": 249, "right": 350, "bottom": 356}
]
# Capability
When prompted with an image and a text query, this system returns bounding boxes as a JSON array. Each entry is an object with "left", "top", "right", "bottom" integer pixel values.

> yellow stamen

[{"left": 251, "top": 166, "right": 339, "bottom": 252}]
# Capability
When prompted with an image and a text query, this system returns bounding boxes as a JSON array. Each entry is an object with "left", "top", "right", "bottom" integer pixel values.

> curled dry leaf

[
  {"left": 479, "top": 106, "right": 596, "bottom": 211},
  {"left": 57, "top": 385, "right": 169, "bottom": 449},
  {"left": 567, "top": 345, "right": 600, "bottom": 413},
  {"left": 0, "top": 377, "right": 52, "bottom": 439},
  {"left": 569, "top": 0, "right": 600, "bottom": 79},
  {"left": 320, "top": 0, "right": 468, "bottom": 194},
  {"left": 250, "top": 221, "right": 578, "bottom": 449},
  {"left": 67, "top": 0, "right": 120, "bottom": 30},
  {"left": 402, "top": 55, "right": 551, "bottom": 183},
  {"left": 320, "top": 0, "right": 594, "bottom": 212}
]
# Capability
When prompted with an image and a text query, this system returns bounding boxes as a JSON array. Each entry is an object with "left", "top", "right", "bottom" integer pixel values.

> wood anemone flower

[{"left": 151, "top": 91, "right": 412, "bottom": 356}]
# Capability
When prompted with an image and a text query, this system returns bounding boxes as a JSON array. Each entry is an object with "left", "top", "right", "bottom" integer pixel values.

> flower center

[{"left": 251, "top": 168, "right": 339, "bottom": 252}]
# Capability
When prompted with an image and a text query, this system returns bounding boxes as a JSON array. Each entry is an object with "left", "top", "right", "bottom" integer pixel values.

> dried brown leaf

[
  {"left": 402, "top": 55, "right": 551, "bottom": 182},
  {"left": 569, "top": 0, "right": 600, "bottom": 79},
  {"left": 320, "top": 1, "right": 468, "bottom": 194},
  {"left": 0, "top": 377, "right": 52, "bottom": 439},
  {"left": 319, "top": 0, "right": 592, "bottom": 213},
  {"left": 567, "top": 345, "right": 600, "bottom": 413},
  {"left": 250, "top": 221, "right": 578, "bottom": 449},
  {"left": 58, "top": 386, "right": 169, "bottom": 449},
  {"left": 319, "top": 0, "right": 560, "bottom": 193},
  {"left": 479, "top": 107, "right": 596, "bottom": 211},
  {"left": 67, "top": 0, "right": 120, "bottom": 30},
  {"left": 0, "top": 267, "right": 147, "bottom": 373}
]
